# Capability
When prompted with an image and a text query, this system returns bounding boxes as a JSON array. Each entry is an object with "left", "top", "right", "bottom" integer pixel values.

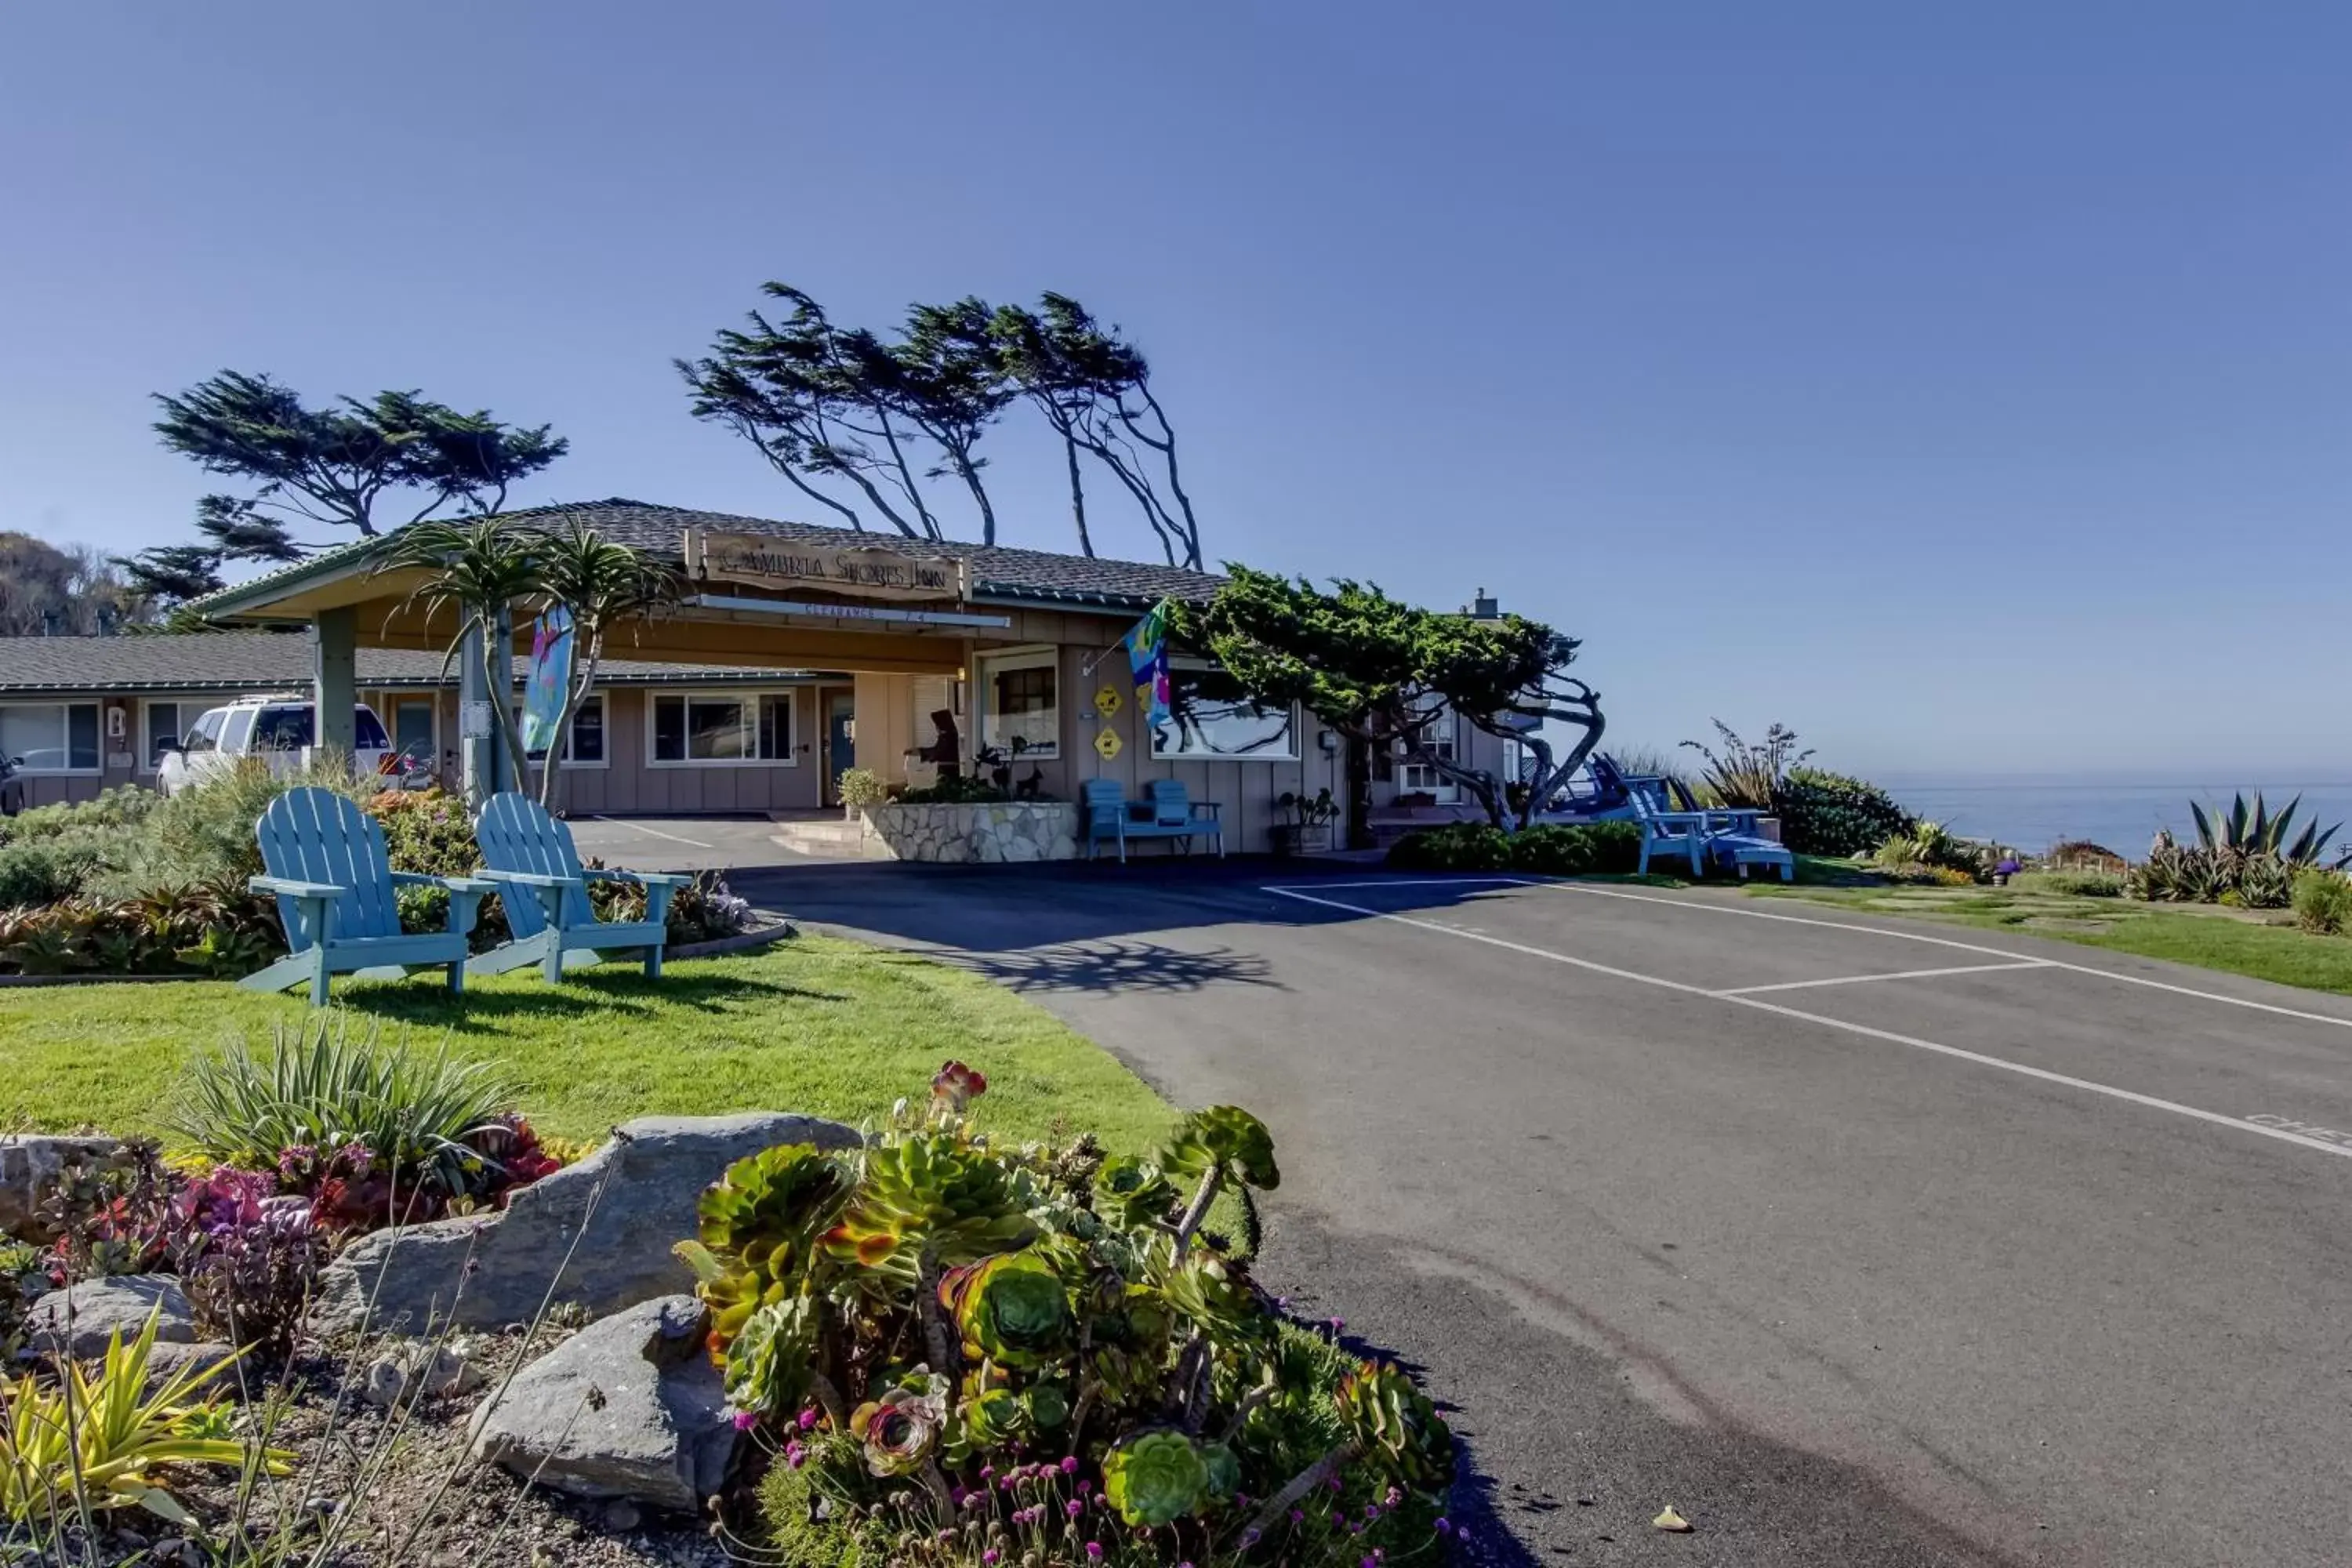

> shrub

[
  {"left": 0, "top": 1243, "right": 45, "bottom": 1363},
  {"left": 0, "top": 882, "right": 285, "bottom": 978},
  {"left": 2046, "top": 840, "right": 2127, "bottom": 873},
  {"left": 1773, "top": 767, "right": 1915, "bottom": 856},
  {"left": 2131, "top": 844, "right": 2296, "bottom": 909},
  {"left": 0, "top": 1308, "right": 283, "bottom": 1528},
  {"left": 0, "top": 785, "right": 158, "bottom": 848},
  {"left": 1385, "top": 822, "right": 1508, "bottom": 871},
  {"left": 0, "top": 839, "right": 104, "bottom": 906},
  {"left": 165, "top": 1018, "right": 521, "bottom": 1221},
  {"left": 165, "top": 1167, "right": 328, "bottom": 1352},
  {"left": 708, "top": 1066, "right": 1453, "bottom": 1568},
  {"left": 2012, "top": 869, "right": 2125, "bottom": 898},
  {"left": 110, "top": 757, "right": 377, "bottom": 895},
  {"left": 837, "top": 766, "right": 887, "bottom": 811},
  {"left": 899, "top": 772, "right": 1010, "bottom": 804},
  {"left": 1504, "top": 820, "right": 1642, "bottom": 876},
  {"left": 1679, "top": 720, "right": 1809, "bottom": 811},
  {"left": 2295, "top": 869, "right": 2352, "bottom": 936},
  {"left": 365, "top": 786, "right": 482, "bottom": 877}
]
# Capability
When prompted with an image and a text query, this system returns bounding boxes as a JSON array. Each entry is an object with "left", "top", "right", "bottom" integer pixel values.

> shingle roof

[
  {"left": 0, "top": 631, "right": 828, "bottom": 695},
  {"left": 191, "top": 499, "right": 1225, "bottom": 619}
]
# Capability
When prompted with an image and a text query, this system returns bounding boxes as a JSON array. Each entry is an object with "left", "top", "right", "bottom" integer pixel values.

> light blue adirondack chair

[
  {"left": 244, "top": 787, "right": 492, "bottom": 1006},
  {"left": 469, "top": 793, "right": 688, "bottom": 982},
  {"left": 1145, "top": 779, "right": 1224, "bottom": 857},
  {"left": 1624, "top": 786, "right": 1720, "bottom": 877}
]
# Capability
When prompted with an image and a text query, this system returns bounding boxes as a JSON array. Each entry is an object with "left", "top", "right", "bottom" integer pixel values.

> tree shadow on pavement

[{"left": 940, "top": 939, "right": 1277, "bottom": 996}]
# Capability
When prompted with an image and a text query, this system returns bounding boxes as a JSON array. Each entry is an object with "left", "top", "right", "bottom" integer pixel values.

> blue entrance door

[{"left": 826, "top": 692, "right": 855, "bottom": 800}]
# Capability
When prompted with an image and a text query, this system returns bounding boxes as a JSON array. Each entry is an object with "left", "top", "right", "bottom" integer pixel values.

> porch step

[{"left": 771, "top": 817, "right": 866, "bottom": 857}]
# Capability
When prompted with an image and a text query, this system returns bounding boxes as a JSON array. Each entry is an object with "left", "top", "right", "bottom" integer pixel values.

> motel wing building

[{"left": 0, "top": 501, "right": 1514, "bottom": 848}]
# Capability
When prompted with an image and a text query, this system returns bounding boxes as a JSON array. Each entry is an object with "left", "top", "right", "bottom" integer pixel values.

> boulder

[
  {"left": 144, "top": 1341, "right": 242, "bottom": 1397},
  {"left": 361, "top": 1341, "right": 485, "bottom": 1408},
  {"left": 468, "top": 1296, "right": 733, "bottom": 1510},
  {"left": 311, "top": 1112, "right": 859, "bottom": 1334},
  {"left": 0, "top": 1134, "right": 122, "bottom": 1242},
  {"left": 27, "top": 1275, "right": 196, "bottom": 1359}
]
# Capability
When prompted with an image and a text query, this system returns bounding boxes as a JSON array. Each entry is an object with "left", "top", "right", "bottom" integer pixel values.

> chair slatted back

[
  {"left": 474, "top": 792, "right": 593, "bottom": 938},
  {"left": 1146, "top": 779, "right": 1192, "bottom": 827},
  {"left": 1081, "top": 779, "right": 1127, "bottom": 830},
  {"left": 255, "top": 787, "right": 401, "bottom": 948}
]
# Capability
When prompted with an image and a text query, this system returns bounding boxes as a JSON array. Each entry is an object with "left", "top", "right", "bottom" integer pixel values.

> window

[
  {"left": 182, "top": 708, "right": 227, "bottom": 755},
  {"left": 521, "top": 695, "right": 606, "bottom": 767},
  {"left": 1398, "top": 710, "right": 1460, "bottom": 801},
  {"left": 0, "top": 702, "right": 100, "bottom": 774},
  {"left": 387, "top": 697, "right": 437, "bottom": 765},
  {"left": 220, "top": 710, "right": 256, "bottom": 753},
  {"left": 1151, "top": 662, "right": 1298, "bottom": 760},
  {"left": 142, "top": 701, "right": 185, "bottom": 771},
  {"left": 246, "top": 705, "right": 390, "bottom": 753},
  {"left": 976, "top": 651, "right": 1058, "bottom": 760},
  {"left": 649, "top": 691, "right": 797, "bottom": 766}
]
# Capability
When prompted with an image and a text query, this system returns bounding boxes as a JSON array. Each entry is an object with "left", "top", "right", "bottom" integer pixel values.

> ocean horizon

[{"left": 1865, "top": 778, "right": 2352, "bottom": 858}]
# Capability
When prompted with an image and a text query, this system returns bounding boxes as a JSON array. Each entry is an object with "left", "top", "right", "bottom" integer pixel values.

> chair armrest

[
  {"left": 1191, "top": 802, "right": 1222, "bottom": 818},
  {"left": 390, "top": 871, "right": 497, "bottom": 895},
  {"left": 250, "top": 875, "right": 346, "bottom": 901},
  {"left": 583, "top": 868, "right": 692, "bottom": 888},
  {"left": 475, "top": 868, "right": 582, "bottom": 890}
]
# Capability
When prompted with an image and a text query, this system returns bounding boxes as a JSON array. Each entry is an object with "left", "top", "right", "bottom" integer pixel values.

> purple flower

[
  {"left": 1068, "top": 1501, "right": 1085, "bottom": 1519},
  {"left": 1240, "top": 1530, "right": 1262, "bottom": 1549},
  {"left": 1456, "top": 1525, "right": 1472, "bottom": 1541},
  {"left": 797, "top": 1406, "right": 819, "bottom": 1432},
  {"left": 1330, "top": 1316, "right": 1346, "bottom": 1333},
  {"left": 952, "top": 1488, "right": 969, "bottom": 1507},
  {"left": 1364, "top": 1559, "right": 1378, "bottom": 1568},
  {"left": 1085, "top": 1544, "right": 1104, "bottom": 1560},
  {"left": 1290, "top": 1510, "right": 1305, "bottom": 1525},
  {"left": 1328, "top": 1475, "right": 1345, "bottom": 1493},
  {"left": 1076, "top": 1479, "right": 1091, "bottom": 1497},
  {"left": 783, "top": 1439, "right": 807, "bottom": 1470},
  {"left": 1364, "top": 1503, "right": 1381, "bottom": 1519},
  {"left": 731, "top": 1410, "right": 761, "bottom": 1432},
  {"left": 984, "top": 1554, "right": 1000, "bottom": 1566},
  {"left": 1060, "top": 1455, "right": 1080, "bottom": 1475},
  {"left": 1434, "top": 1518, "right": 1451, "bottom": 1534}
]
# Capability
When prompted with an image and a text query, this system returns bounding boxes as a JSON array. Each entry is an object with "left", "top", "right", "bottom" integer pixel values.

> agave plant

[{"left": 2191, "top": 791, "right": 2341, "bottom": 866}]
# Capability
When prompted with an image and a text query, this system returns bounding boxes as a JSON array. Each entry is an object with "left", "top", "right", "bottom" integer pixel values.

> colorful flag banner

[
  {"left": 1122, "top": 599, "right": 1172, "bottom": 735},
  {"left": 521, "top": 604, "right": 574, "bottom": 755}
]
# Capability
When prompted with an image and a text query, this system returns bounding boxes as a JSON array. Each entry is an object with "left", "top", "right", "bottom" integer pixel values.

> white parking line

[
  {"left": 1546, "top": 882, "right": 2352, "bottom": 1033},
  {"left": 1714, "top": 959, "right": 2053, "bottom": 996},
  {"left": 1262, "top": 884, "right": 2352, "bottom": 1164},
  {"left": 589, "top": 816, "right": 715, "bottom": 849}
]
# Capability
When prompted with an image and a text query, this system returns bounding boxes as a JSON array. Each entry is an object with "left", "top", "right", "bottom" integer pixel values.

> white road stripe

[
  {"left": 1543, "top": 881, "right": 2352, "bottom": 1033},
  {"left": 589, "top": 816, "right": 714, "bottom": 849},
  {"left": 1261, "top": 885, "right": 2352, "bottom": 1164},
  {"left": 1713, "top": 960, "right": 2053, "bottom": 996}
]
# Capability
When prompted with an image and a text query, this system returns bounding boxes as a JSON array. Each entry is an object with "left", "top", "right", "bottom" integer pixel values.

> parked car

[{"left": 156, "top": 693, "right": 395, "bottom": 796}]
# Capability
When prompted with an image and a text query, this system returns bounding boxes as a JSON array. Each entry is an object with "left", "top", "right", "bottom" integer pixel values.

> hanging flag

[
  {"left": 1122, "top": 598, "right": 1173, "bottom": 735},
  {"left": 521, "top": 604, "right": 574, "bottom": 755}
]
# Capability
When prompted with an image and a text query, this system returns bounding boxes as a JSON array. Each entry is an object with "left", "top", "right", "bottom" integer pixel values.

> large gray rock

[
  {"left": 28, "top": 1275, "right": 196, "bottom": 1359},
  {"left": 468, "top": 1295, "right": 733, "bottom": 1510},
  {"left": 0, "top": 1134, "right": 122, "bottom": 1242},
  {"left": 311, "top": 1112, "right": 858, "bottom": 1334}
]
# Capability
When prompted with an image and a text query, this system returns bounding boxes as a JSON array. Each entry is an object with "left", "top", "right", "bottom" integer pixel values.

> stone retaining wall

[{"left": 856, "top": 801, "right": 1078, "bottom": 863}]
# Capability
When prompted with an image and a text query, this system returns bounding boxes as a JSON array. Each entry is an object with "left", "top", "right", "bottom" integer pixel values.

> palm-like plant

[
  {"left": 377, "top": 517, "right": 545, "bottom": 782},
  {"left": 2190, "top": 791, "right": 2340, "bottom": 866},
  {"left": 526, "top": 522, "right": 681, "bottom": 808}
]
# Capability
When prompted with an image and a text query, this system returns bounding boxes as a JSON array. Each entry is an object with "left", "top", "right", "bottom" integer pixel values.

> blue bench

[{"left": 1083, "top": 779, "right": 1225, "bottom": 862}]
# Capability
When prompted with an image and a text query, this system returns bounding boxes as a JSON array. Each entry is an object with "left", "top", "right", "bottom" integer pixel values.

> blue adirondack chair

[
  {"left": 469, "top": 793, "right": 688, "bottom": 981},
  {"left": 244, "top": 787, "right": 492, "bottom": 1006},
  {"left": 1146, "top": 779, "right": 1224, "bottom": 857},
  {"left": 1624, "top": 786, "right": 1720, "bottom": 877}
]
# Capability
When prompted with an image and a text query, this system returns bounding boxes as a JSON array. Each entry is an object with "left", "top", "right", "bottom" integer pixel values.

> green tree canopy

[{"left": 1180, "top": 565, "right": 1603, "bottom": 832}]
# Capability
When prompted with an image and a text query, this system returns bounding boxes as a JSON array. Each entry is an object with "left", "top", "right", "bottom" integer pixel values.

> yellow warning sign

[
  {"left": 1094, "top": 728, "right": 1123, "bottom": 760},
  {"left": 1094, "top": 684, "right": 1123, "bottom": 717}
]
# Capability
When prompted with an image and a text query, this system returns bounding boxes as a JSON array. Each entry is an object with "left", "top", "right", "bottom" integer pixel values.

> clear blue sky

[{"left": 2, "top": 3, "right": 2345, "bottom": 778}]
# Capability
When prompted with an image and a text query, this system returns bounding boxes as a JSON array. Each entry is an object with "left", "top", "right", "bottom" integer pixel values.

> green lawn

[
  {"left": 0, "top": 935, "right": 1180, "bottom": 1156},
  {"left": 1746, "top": 879, "right": 2352, "bottom": 996}
]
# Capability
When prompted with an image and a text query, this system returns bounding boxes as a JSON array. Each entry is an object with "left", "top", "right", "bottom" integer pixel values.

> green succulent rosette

[
  {"left": 1102, "top": 1428, "right": 1212, "bottom": 1526},
  {"left": 724, "top": 1295, "right": 821, "bottom": 1415},
  {"left": 1157, "top": 1106, "right": 1279, "bottom": 1191},
  {"left": 938, "top": 1250, "right": 1073, "bottom": 1367},
  {"left": 1093, "top": 1155, "right": 1180, "bottom": 1228},
  {"left": 853, "top": 1375, "right": 949, "bottom": 1477},
  {"left": 1336, "top": 1359, "right": 1455, "bottom": 1489},
  {"left": 823, "top": 1136, "right": 1037, "bottom": 1279}
]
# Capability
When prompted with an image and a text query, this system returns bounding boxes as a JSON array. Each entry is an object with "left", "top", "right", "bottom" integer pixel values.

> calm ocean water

[{"left": 1871, "top": 781, "right": 2352, "bottom": 858}]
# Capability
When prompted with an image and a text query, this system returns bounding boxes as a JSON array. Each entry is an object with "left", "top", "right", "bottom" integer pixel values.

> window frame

[
  {"left": 974, "top": 647, "right": 1062, "bottom": 762},
  {"left": 519, "top": 692, "right": 610, "bottom": 771},
  {"left": 0, "top": 701, "right": 103, "bottom": 776},
  {"left": 644, "top": 688, "right": 800, "bottom": 769},
  {"left": 1149, "top": 657, "right": 1301, "bottom": 763},
  {"left": 140, "top": 698, "right": 190, "bottom": 774}
]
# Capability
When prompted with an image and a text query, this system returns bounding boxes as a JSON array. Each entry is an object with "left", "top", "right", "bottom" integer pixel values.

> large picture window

[
  {"left": 650, "top": 691, "right": 796, "bottom": 766},
  {"left": 977, "top": 651, "right": 1059, "bottom": 760},
  {"left": 1150, "top": 662, "right": 1298, "bottom": 760},
  {"left": 142, "top": 700, "right": 187, "bottom": 771},
  {"left": 0, "top": 702, "right": 100, "bottom": 774}
]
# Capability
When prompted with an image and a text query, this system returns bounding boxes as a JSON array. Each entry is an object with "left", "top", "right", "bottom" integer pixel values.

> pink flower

[
  {"left": 1085, "top": 1544, "right": 1103, "bottom": 1561},
  {"left": 783, "top": 1439, "right": 807, "bottom": 1470},
  {"left": 731, "top": 1410, "right": 761, "bottom": 1432},
  {"left": 1060, "top": 1455, "right": 1080, "bottom": 1475},
  {"left": 797, "top": 1406, "right": 820, "bottom": 1432},
  {"left": 1068, "top": 1501, "right": 1085, "bottom": 1519},
  {"left": 984, "top": 1553, "right": 1000, "bottom": 1566}
]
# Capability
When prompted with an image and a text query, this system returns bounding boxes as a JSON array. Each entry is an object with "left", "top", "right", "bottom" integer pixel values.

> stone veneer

[{"left": 855, "top": 801, "right": 1079, "bottom": 863}]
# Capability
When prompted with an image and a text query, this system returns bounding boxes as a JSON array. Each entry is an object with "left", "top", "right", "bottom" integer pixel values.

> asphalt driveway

[{"left": 730, "top": 860, "right": 2352, "bottom": 1568}]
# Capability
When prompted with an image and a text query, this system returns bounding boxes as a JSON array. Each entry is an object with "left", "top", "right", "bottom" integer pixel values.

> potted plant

[
  {"left": 1272, "top": 786, "right": 1339, "bottom": 855},
  {"left": 1993, "top": 856, "right": 2020, "bottom": 887},
  {"left": 837, "top": 766, "right": 886, "bottom": 821}
]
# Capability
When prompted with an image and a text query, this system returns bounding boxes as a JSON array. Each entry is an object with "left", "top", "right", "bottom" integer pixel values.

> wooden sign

[{"left": 698, "top": 532, "right": 966, "bottom": 602}]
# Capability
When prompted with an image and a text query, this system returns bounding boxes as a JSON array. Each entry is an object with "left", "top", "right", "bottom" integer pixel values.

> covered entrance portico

[{"left": 189, "top": 500, "right": 1351, "bottom": 855}]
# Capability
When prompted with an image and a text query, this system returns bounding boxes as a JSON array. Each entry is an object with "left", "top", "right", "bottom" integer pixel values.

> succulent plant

[
  {"left": 1102, "top": 1428, "right": 1212, "bottom": 1526},
  {"left": 697, "top": 1143, "right": 852, "bottom": 1266},
  {"left": 823, "top": 1135, "right": 1036, "bottom": 1280},
  {"left": 930, "top": 1059, "right": 988, "bottom": 1114},
  {"left": 852, "top": 1373, "right": 949, "bottom": 1477},
  {"left": 1092, "top": 1155, "right": 1180, "bottom": 1228},
  {"left": 1157, "top": 1106, "right": 1279, "bottom": 1192},
  {"left": 1155, "top": 1249, "right": 1264, "bottom": 1342},
  {"left": 1335, "top": 1360, "right": 1455, "bottom": 1489},
  {"left": 726, "top": 1295, "right": 822, "bottom": 1416},
  {"left": 938, "top": 1250, "right": 1073, "bottom": 1369}
]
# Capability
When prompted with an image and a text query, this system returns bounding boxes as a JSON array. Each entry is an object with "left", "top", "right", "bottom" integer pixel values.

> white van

[{"left": 157, "top": 694, "right": 394, "bottom": 796}]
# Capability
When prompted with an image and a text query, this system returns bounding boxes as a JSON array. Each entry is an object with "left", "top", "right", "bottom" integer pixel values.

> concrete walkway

[{"left": 733, "top": 860, "right": 2352, "bottom": 1568}]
